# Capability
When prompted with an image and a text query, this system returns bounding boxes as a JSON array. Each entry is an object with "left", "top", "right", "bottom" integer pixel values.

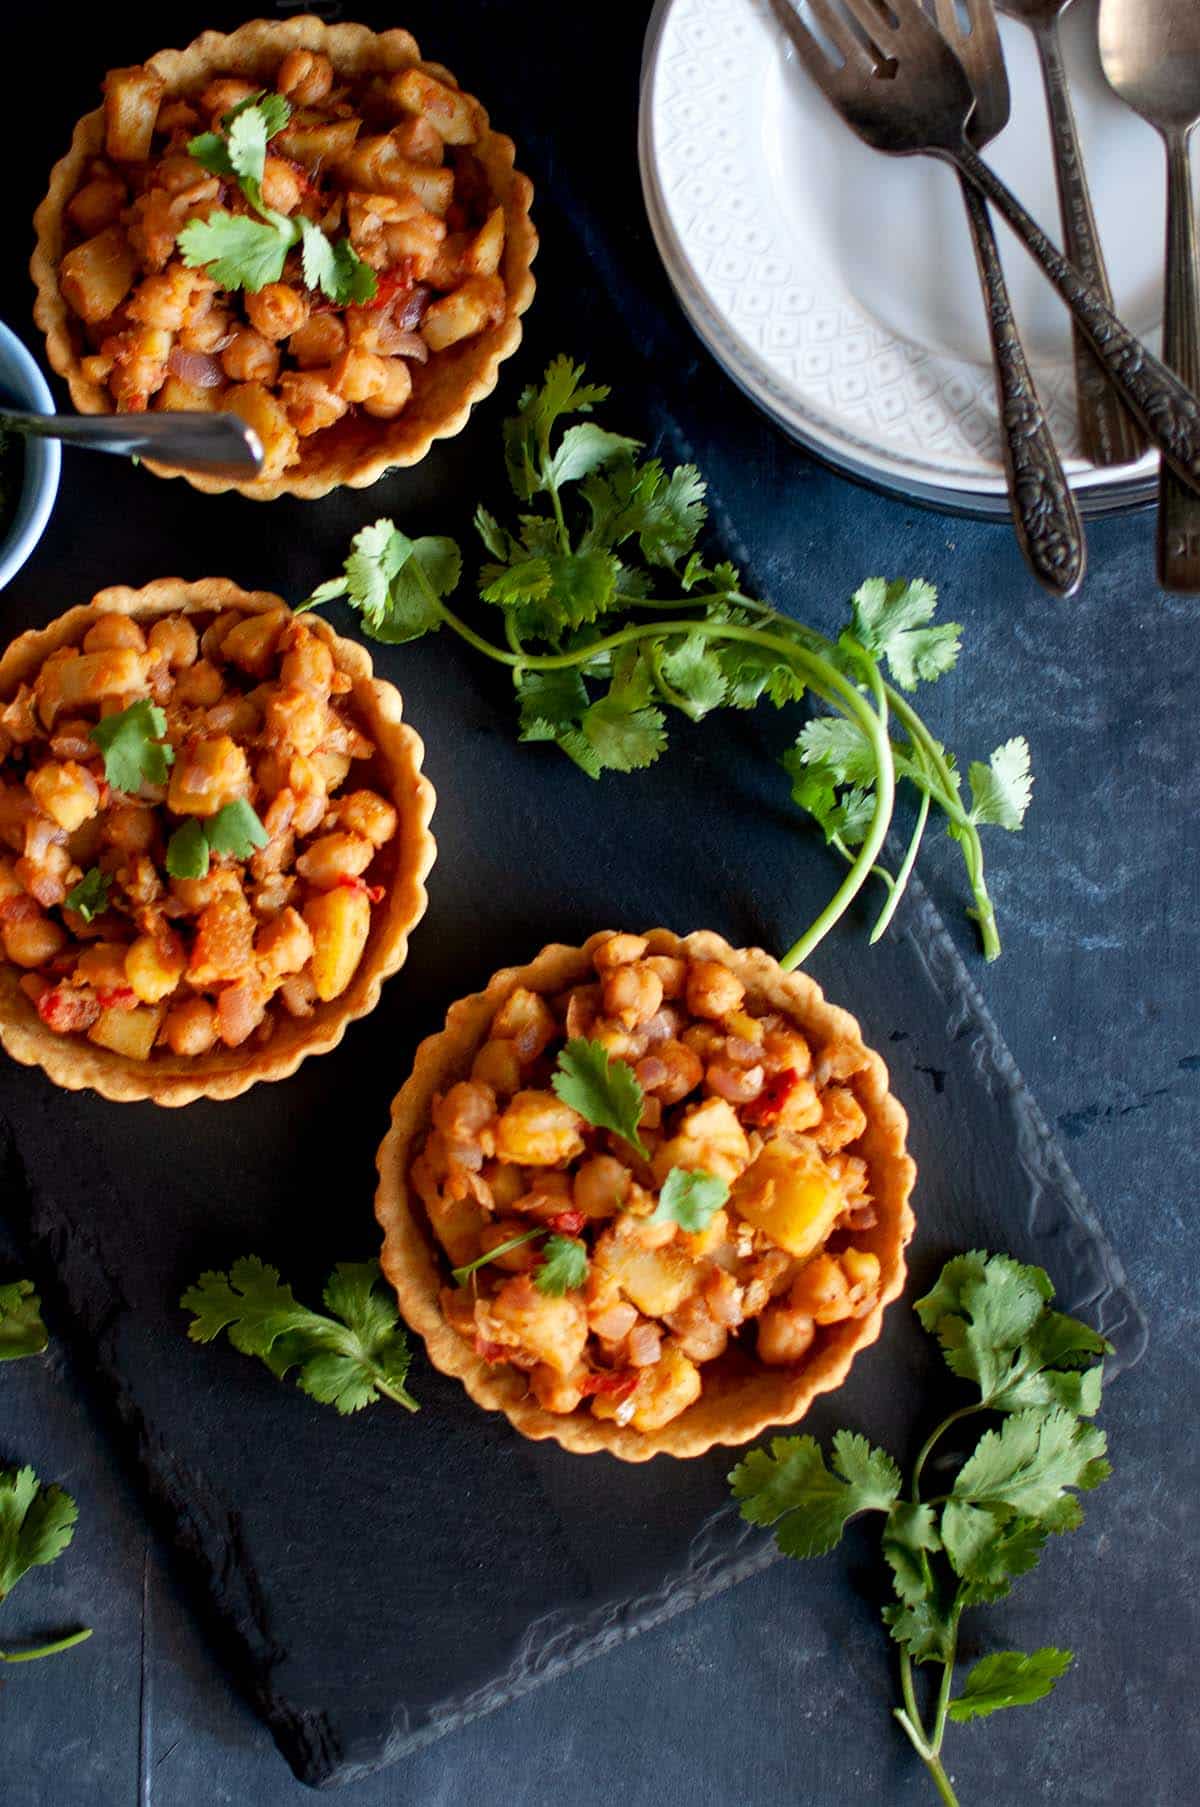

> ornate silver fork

[
  {"left": 929, "top": 0, "right": 1084, "bottom": 596},
  {"left": 767, "top": 0, "right": 1200, "bottom": 501},
  {"left": 997, "top": 0, "right": 1147, "bottom": 469}
]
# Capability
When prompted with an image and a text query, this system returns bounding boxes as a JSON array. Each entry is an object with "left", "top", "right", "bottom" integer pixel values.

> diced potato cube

[
  {"left": 485, "top": 1275, "right": 587, "bottom": 1376},
  {"left": 59, "top": 226, "right": 138, "bottom": 324},
  {"left": 335, "top": 136, "right": 455, "bottom": 212},
  {"left": 225, "top": 382, "right": 299, "bottom": 482},
  {"left": 125, "top": 933, "right": 185, "bottom": 1004},
  {"left": 35, "top": 648, "right": 146, "bottom": 726},
  {"left": 67, "top": 176, "right": 127, "bottom": 238},
  {"left": 219, "top": 609, "right": 287, "bottom": 678},
  {"left": 425, "top": 1191, "right": 488, "bottom": 1267},
  {"left": 275, "top": 119, "right": 361, "bottom": 171},
  {"left": 494, "top": 1091, "right": 585, "bottom": 1166},
  {"left": 652, "top": 1095, "right": 751, "bottom": 1188},
  {"left": 386, "top": 67, "right": 480, "bottom": 145},
  {"left": 88, "top": 1002, "right": 164, "bottom": 1061},
  {"left": 154, "top": 375, "right": 224, "bottom": 412},
  {"left": 730, "top": 1134, "right": 844, "bottom": 1260},
  {"left": 463, "top": 206, "right": 506, "bottom": 279},
  {"left": 420, "top": 275, "right": 506, "bottom": 352},
  {"left": 630, "top": 1344, "right": 702, "bottom": 1431},
  {"left": 597, "top": 1235, "right": 699, "bottom": 1318},
  {"left": 26, "top": 760, "right": 100, "bottom": 833},
  {"left": 167, "top": 735, "right": 249, "bottom": 818},
  {"left": 103, "top": 65, "right": 166, "bottom": 161},
  {"left": 303, "top": 884, "right": 371, "bottom": 1002}
]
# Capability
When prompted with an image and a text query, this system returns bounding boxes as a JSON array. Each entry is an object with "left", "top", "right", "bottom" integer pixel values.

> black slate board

[{"left": 0, "top": 0, "right": 1147, "bottom": 1788}]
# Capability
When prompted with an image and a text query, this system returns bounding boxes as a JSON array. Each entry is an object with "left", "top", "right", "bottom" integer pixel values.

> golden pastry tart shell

[
  {"left": 0, "top": 577, "right": 436, "bottom": 1106},
  {"left": 376, "top": 928, "right": 916, "bottom": 1462},
  {"left": 30, "top": 16, "right": 537, "bottom": 501}
]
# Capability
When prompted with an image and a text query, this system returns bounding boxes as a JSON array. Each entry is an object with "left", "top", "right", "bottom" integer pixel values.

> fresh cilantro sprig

[
  {"left": 0, "top": 1466, "right": 92, "bottom": 1663},
  {"left": 552, "top": 1038, "right": 647, "bottom": 1157},
  {"left": 302, "top": 356, "right": 1031, "bottom": 963},
  {"left": 728, "top": 1252, "right": 1112, "bottom": 1806},
  {"left": 181, "top": 1256, "right": 418, "bottom": 1414},
  {"left": 89, "top": 698, "right": 174, "bottom": 794},
  {"left": 165, "top": 799, "right": 268, "bottom": 879},
  {"left": 649, "top": 1168, "right": 728, "bottom": 1232},
  {"left": 64, "top": 866, "right": 111, "bottom": 924},
  {"left": 451, "top": 1228, "right": 589, "bottom": 1295},
  {"left": 180, "top": 95, "right": 376, "bottom": 303},
  {"left": 0, "top": 1280, "right": 48, "bottom": 1361}
]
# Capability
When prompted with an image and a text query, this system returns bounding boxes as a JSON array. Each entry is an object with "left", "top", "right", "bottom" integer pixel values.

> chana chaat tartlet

[
  {"left": 32, "top": 17, "right": 536, "bottom": 498},
  {"left": 0, "top": 579, "right": 434, "bottom": 1105},
  {"left": 377, "top": 930, "right": 915, "bottom": 1460}
]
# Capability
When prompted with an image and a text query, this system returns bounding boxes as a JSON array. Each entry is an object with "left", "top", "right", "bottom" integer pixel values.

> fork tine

[
  {"left": 836, "top": 0, "right": 905, "bottom": 49},
  {"left": 929, "top": 0, "right": 966, "bottom": 46},
  {"left": 767, "top": 0, "right": 877, "bottom": 80}
]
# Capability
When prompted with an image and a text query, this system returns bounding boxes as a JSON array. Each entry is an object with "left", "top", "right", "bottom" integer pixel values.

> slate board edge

[{"left": 897, "top": 868, "right": 1148, "bottom": 1368}]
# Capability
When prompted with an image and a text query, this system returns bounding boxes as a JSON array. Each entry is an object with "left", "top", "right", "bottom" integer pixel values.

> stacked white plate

[{"left": 639, "top": 0, "right": 1170, "bottom": 517}]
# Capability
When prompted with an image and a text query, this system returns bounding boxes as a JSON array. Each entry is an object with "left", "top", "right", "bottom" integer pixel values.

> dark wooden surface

[{"left": 3, "top": 3, "right": 1199, "bottom": 1803}]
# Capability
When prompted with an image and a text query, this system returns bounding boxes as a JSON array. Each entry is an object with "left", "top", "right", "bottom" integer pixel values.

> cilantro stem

[
  {"left": 0, "top": 1627, "right": 92, "bottom": 1663},
  {"left": 911, "top": 1404, "right": 988, "bottom": 1502},
  {"left": 869, "top": 786, "right": 930, "bottom": 945},
  {"left": 895, "top": 1671, "right": 962, "bottom": 1807},
  {"left": 408, "top": 585, "right": 902, "bottom": 970},
  {"left": 375, "top": 1377, "right": 420, "bottom": 1413}
]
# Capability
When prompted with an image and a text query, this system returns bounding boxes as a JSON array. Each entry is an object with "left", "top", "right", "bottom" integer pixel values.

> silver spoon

[
  {"left": 1099, "top": 0, "right": 1200, "bottom": 591},
  {"left": 996, "top": 0, "right": 1148, "bottom": 470},
  {"left": 0, "top": 409, "right": 263, "bottom": 481}
]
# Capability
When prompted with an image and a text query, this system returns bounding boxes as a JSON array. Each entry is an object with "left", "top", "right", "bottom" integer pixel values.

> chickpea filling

[
  {"left": 0, "top": 608, "right": 400, "bottom": 1060},
  {"left": 59, "top": 48, "right": 510, "bottom": 478},
  {"left": 413, "top": 934, "right": 885, "bottom": 1433}
]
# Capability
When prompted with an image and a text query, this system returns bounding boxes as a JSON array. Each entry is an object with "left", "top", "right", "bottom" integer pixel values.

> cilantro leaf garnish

[
  {"left": 0, "top": 1466, "right": 92, "bottom": 1663},
  {"left": 180, "top": 95, "right": 376, "bottom": 303},
  {"left": 165, "top": 800, "right": 267, "bottom": 877},
  {"left": 728, "top": 1251, "right": 1110, "bottom": 1803},
  {"left": 165, "top": 818, "right": 210, "bottom": 880},
  {"left": 535, "top": 1235, "right": 589, "bottom": 1295},
  {"left": 650, "top": 1167, "right": 728, "bottom": 1233},
  {"left": 451, "top": 1228, "right": 589, "bottom": 1295},
  {"left": 551, "top": 1038, "right": 647, "bottom": 1157},
  {"left": 298, "top": 217, "right": 379, "bottom": 306},
  {"left": 303, "top": 356, "right": 1033, "bottom": 964},
  {"left": 205, "top": 798, "right": 269, "bottom": 859},
  {"left": 179, "top": 212, "right": 294, "bottom": 293},
  {"left": 64, "top": 866, "right": 111, "bottom": 924},
  {"left": 89, "top": 698, "right": 174, "bottom": 793},
  {"left": 0, "top": 1280, "right": 48, "bottom": 1361},
  {"left": 182, "top": 1256, "right": 418, "bottom": 1414}
]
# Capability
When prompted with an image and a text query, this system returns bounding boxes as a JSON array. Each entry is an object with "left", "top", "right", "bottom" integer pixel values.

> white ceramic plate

[{"left": 639, "top": 0, "right": 1178, "bottom": 515}]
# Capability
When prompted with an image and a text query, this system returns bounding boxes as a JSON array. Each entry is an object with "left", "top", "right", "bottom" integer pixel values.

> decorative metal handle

[
  {"left": 1034, "top": 20, "right": 1146, "bottom": 470},
  {"left": 1158, "top": 128, "right": 1200, "bottom": 592},
  {"left": 953, "top": 141, "right": 1200, "bottom": 498},
  {"left": 958, "top": 176, "right": 1084, "bottom": 596}
]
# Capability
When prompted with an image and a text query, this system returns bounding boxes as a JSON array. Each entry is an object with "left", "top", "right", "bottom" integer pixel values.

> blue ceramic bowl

[{"left": 0, "top": 323, "right": 60, "bottom": 591}]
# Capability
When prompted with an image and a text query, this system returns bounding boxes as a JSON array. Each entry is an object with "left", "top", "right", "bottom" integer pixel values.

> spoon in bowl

[{"left": 0, "top": 408, "right": 263, "bottom": 481}]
